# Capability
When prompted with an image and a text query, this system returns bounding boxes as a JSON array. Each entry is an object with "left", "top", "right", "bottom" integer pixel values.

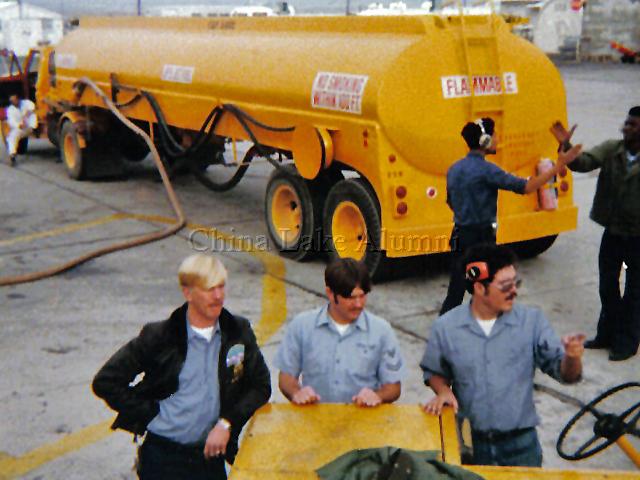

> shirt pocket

[
  {"left": 302, "top": 345, "right": 330, "bottom": 376},
  {"left": 449, "top": 347, "right": 476, "bottom": 385},
  {"left": 349, "top": 342, "right": 379, "bottom": 381}
]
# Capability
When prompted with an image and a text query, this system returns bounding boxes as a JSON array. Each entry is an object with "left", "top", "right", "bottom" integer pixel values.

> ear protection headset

[
  {"left": 475, "top": 119, "right": 493, "bottom": 149},
  {"left": 465, "top": 261, "right": 489, "bottom": 282}
]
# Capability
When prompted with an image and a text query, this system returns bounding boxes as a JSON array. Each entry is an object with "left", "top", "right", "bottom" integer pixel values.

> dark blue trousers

[
  {"left": 138, "top": 432, "right": 227, "bottom": 480},
  {"left": 471, "top": 427, "right": 542, "bottom": 467},
  {"left": 440, "top": 224, "right": 496, "bottom": 315},
  {"left": 594, "top": 229, "right": 640, "bottom": 356}
]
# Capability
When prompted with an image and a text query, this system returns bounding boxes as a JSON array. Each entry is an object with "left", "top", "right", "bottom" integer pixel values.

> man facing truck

[{"left": 439, "top": 118, "right": 582, "bottom": 315}]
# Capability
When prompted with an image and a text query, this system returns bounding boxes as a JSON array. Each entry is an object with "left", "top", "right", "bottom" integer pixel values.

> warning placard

[
  {"left": 161, "top": 64, "right": 195, "bottom": 84},
  {"left": 55, "top": 53, "right": 77, "bottom": 69},
  {"left": 311, "top": 72, "right": 369, "bottom": 115},
  {"left": 441, "top": 72, "right": 518, "bottom": 99}
]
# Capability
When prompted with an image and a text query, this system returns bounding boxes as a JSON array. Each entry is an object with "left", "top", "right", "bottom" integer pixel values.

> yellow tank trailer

[{"left": 38, "top": 14, "right": 577, "bottom": 277}]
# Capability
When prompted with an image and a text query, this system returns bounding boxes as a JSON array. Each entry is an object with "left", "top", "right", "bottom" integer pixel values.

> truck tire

[
  {"left": 509, "top": 234, "right": 558, "bottom": 259},
  {"left": 60, "top": 121, "right": 85, "bottom": 180},
  {"left": 191, "top": 140, "right": 252, "bottom": 192},
  {"left": 265, "top": 165, "right": 319, "bottom": 261},
  {"left": 120, "top": 134, "right": 149, "bottom": 162},
  {"left": 323, "top": 178, "right": 385, "bottom": 278},
  {"left": 47, "top": 117, "right": 60, "bottom": 147}
]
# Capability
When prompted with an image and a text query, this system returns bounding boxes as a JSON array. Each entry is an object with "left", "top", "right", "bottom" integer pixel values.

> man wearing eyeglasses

[{"left": 420, "top": 243, "right": 584, "bottom": 467}]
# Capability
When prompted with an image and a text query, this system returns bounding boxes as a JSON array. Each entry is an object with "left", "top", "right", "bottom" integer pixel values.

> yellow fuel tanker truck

[{"left": 36, "top": 14, "right": 577, "bottom": 277}]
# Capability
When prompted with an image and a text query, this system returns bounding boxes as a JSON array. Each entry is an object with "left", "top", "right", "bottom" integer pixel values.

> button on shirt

[
  {"left": 447, "top": 153, "right": 527, "bottom": 226},
  {"left": 275, "top": 305, "right": 404, "bottom": 403},
  {"left": 420, "top": 303, "right": 564, "bottom": 432},
  {"left": 147, "top": 318, "right": 221, "bottom": 444}
]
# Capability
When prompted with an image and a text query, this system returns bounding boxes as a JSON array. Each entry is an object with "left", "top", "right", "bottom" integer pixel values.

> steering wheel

[{"left": 557, "top": 382, "right": 640, "bottom": 461}]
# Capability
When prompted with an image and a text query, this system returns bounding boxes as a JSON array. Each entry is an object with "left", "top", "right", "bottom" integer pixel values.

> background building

[{"left": 0, "top": 1, "right": 63, "bottom": 56}]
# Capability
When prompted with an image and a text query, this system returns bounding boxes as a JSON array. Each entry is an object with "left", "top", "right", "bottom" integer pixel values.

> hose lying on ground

[{"left": 0, "top": 77, "right": 186, "bottom": 287}]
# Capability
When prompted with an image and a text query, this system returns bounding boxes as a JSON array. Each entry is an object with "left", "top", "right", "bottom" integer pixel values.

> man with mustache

[
  {"left": 440, "top": 117, "right": 582, "bottom": 315},
  {"left": 421, "top": 244, "right": 584, "bottom": 467},
  {"left": 275, "top": 258, "right": 404, "bottom": 407},
  {"left": 551, "top": 106, "right": 640, "bottom": 361},
  {"left": 92, "top": 254, "right": 271, "bottom": 479}
]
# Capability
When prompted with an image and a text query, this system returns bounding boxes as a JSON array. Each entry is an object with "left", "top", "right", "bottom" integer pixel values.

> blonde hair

[{"left": 178, "top": 254, "right": 227, "bottom": 289}]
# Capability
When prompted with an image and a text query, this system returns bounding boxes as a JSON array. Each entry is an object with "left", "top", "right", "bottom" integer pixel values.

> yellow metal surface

[
  {"left": 616, "top": 435, "right": 640, "bottom": 470},
  {"left": 45, "top": 14, "right": 575, "bottom": 258},
  {"left": 468, "top": 466, "right": 640, "bottom": 479},
  {"left": 291, "top": 125, "right": 334, "bottom": 179},
  {"left": 331, "top": 200, "right": 367, "bottom": 261},
  {"left": 230, "top": 403, "right": 446, "bottom": 479},
  {"left": 270, "top": 184, "right": 302, "bottom": 246}
]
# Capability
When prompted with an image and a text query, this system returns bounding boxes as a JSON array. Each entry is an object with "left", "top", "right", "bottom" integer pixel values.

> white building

[
  {"left": 0, "top": 1, "right": 63, "bottom": 56},
  {"left": 500, "top": 0, "right": 583, "bottom": 55}
]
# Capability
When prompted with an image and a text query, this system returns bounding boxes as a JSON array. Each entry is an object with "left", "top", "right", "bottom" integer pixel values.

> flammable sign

[{"left": 441, "top": 73, "right": 518, "bottom": 99}]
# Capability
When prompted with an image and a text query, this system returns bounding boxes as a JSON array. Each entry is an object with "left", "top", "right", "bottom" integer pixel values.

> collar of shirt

[
  {"left": 626, "top": 150, "right": 639, "bottom": 167},
  {"left": 314, "top": 304, "right": 369, "bottom": 333},
  {"left": 465, "top": 152, "right": 486, "bottom": 162},
  {"left": 458, "top": 301, "right": 519, "bottom": 337},
  {"left": 186, "top": 307, "right": 220, "bottom": 343}
]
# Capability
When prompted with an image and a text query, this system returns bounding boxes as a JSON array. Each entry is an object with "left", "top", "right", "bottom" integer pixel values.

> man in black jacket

[{"left": 92, "top": 254, "right": 271, "bottom": 480}]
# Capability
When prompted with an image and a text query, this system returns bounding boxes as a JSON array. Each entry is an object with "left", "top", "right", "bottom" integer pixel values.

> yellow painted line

[
  {"left": 0, "top": 213, "right": 129, "bottom": 248},
  {"left": 0, "top": 421, "right": 113, "bottom": 479},
  {"left": 0, "top": 213, "right": 287, "bottom": 479}
]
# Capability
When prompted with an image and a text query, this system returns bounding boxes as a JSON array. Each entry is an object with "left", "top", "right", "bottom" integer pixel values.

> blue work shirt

[
  {"left": 274, "top": 305, "right": 404, "bottom": 403},
  {"left": 420, "top": 303, "right": 565, "bottom": 432},
  {"left": 446, "top": 153, "right": 527, "bottom": 226},
  {"left": 147, "top": 317, "right": 221, "bottom": 444}
]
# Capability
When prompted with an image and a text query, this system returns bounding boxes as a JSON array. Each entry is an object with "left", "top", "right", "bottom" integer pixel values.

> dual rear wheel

[{"left": 264, "top": 168, "right": 386, "bottom": 277}]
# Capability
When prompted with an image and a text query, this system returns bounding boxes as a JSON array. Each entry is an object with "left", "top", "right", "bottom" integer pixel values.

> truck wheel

[
  {"left": 265, "top": 166, "right": 319, "bottom": 261},
  {"left": 191, "top": 140, "right": 253, "bottom": 192},
  {"left": 509, "top": 234, "right": 558, "bottom": 259},
  {"left": 60, "top": 121, "right": 85, "bottom": 180},
  {"left": 47, "top": 117, "right": 60, "bottom": 147},
  {"left": 323, "top": 178, "right": 385, "bottom": 278},
  {"left": 120, "top": 134, "right": 149, "bottom": 162}
]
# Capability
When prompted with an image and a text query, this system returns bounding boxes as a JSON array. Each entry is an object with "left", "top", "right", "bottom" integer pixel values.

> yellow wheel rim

[
  {"left": 271, "top": 184, "right": 302, "bottom": 247},
  {"left": 63, "top": 131, "right": 78, "bottom": 171},
  {"left": 331, "top": 200, "right": 367, "bottom": 261}
]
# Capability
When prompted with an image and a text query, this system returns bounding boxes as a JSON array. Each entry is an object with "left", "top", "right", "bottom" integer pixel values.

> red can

[{"left": 537, "top": 158, "right": 558, "bottom": 211}]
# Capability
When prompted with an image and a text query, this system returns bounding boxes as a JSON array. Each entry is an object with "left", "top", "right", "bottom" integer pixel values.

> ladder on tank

[{"left": 455, "top": 0, "right": 506, "bottom": 123}]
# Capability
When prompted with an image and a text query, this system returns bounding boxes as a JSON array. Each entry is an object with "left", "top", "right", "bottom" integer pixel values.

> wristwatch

[{"left": 217, "top": 418, "right": 232, "bottom": 431}]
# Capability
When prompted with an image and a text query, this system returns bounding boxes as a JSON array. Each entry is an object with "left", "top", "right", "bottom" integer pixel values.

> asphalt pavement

[{"left": 1, "top": 63, "right": 639, "bottom": 479}]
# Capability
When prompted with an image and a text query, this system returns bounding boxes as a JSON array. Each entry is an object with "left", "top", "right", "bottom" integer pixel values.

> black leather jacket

[{"left": 92, "top": 303, "right": 271, "bottom": 463}]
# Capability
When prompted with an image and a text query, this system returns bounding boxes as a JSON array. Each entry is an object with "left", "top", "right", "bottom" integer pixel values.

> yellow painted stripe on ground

[
  {"left": 0, "top": 213, "right": 128, "bottom": 247},
  {"left": 0, "top": 213, "right": 287, "bottom": 479},
  {"left": 0, "top": 421, "right": 113, "bottom": 479}
]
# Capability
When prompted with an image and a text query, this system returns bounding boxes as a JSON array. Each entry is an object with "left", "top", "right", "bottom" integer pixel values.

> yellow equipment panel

[
  {"left": 230, "top": 404, "right": 639, "bottom": 480},
  {"left": 230, "top": 403, "right": 460, "bottom": 479}
]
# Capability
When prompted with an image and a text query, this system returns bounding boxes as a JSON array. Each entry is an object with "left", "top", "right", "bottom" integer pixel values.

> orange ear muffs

[{"left": 465, "top": 261, "right": 489, "bottom": 282}]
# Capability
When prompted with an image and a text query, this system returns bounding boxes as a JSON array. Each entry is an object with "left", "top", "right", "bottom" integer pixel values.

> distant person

[
  {"left": 551, "top": 106, "right": 640, "bottom": 361},
  {"left": 92, "top": 254, "right": 271, "bottom": 480},
  {"left": 439, "top": 117, "right": 582, "bottom": 315},
  {"left": 422, "top": 243, "right": 584, "bottom": 467},
  {"left": 275, "top": 258, "right": 404, "bottom": 407},
  {"left": 5, "top": 94, "right": 37, "bottom": 166}
]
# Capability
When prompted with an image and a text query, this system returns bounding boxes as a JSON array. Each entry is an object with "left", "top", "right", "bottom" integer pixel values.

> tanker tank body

[{"left": 42, "top": 14, "right": 577, "bottom": 278}]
